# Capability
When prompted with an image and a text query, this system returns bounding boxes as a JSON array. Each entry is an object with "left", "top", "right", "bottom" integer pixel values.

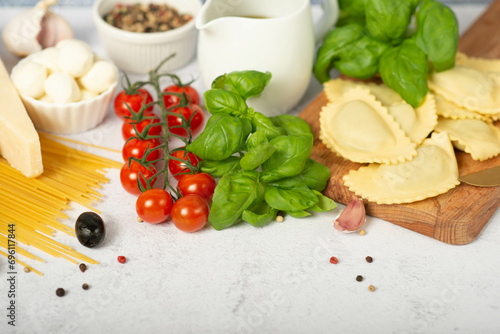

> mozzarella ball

[
  {"left": 39, "top": 94, "right": 54, "bottom": 103},
  {"left": 79, "top": 89, "right": 98, "bottom": 101},
  {"left": 78, "top": 60, "right": 116, "bottom": 94},
  {"left": 45, "top": 72, "right": 81, "bottom": 103},
  {"left": 12, "top": 61, "right": 47, "bottom": 98},
  {"left": 30, "top": 47, "right": 60, "bottom": 74},
  {"left": 57, "top": 39, "right": 94, "bottom": 77}
]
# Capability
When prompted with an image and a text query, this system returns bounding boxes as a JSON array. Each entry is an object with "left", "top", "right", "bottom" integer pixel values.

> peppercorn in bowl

[{"left": 92, "top": 0, "right": 201, "bottom": 74}]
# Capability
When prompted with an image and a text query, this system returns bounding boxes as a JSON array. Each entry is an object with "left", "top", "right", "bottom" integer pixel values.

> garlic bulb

[{"left": 2, "top": 0, "right": 74, "bottom": 57}]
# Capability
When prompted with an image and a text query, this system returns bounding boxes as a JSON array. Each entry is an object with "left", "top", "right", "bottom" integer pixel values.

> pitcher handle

[{"left": 313, "top": 0, "right": 339, "bottom": 44}]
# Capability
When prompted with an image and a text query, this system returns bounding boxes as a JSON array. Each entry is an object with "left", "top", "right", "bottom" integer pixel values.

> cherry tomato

[
  {"left": 114, "top": 88, "right": 154, "bottom": 120},
  {"left": 122, "top": 138, "right": 161, "bottom": 162},
  {"left": 177, "top": 173, "right": 216, "bottom": 203},
  {"left": 122, "top": 116, "right": 162, "bottom": 140},
  {"left": 136, "top": 189, "right": 173, "bottom": 224},
  {"left": 168, "top": 148, "right": 201, "bottom": 181},
  {"left": 168, "top": 104, "right": 204, "bottom": 137},
  {"left": 171, "top": 194, "right": 209, "bottom": 232},
  {"left": 163, "top": 85, "right": 200, "bottom": 109},
  {"left": 120, "top": 161, "right": 157, "bottom": 196}
]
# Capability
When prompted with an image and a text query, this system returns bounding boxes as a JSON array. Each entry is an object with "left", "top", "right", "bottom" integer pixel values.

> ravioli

[
  {"left": 320, "top": 86, "right": 417, "bottom": 164},
  {"left": 343, "top": 132, "right": 459, "bottom": 204},
  {"left": 434, "top": 94, "right": 489, "bottom": 121},
  {"left": 456, "top": 52, "right": 500, "bottom": 74},
  {"left": 324, "top": 78, "right": 436, "bottom": 144},
  {"left": 434, "top": 117, "right": 500, "bottom": 161},
  {"left": 428, "top": 65, "right": 500, "bottom": 115}
]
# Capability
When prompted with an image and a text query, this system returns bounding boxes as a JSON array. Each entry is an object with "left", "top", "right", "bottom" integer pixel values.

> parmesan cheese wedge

[{"left": 0, "top": 58, "right": 43, "bottom": 178}]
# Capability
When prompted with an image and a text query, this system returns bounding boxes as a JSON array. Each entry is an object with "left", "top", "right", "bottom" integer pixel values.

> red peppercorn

[
  {"left": 329, "top": 256, "right": 338, "bottom": 264},
  {"left": 117, "top": 256, "right": 126, "bottom": 264}
]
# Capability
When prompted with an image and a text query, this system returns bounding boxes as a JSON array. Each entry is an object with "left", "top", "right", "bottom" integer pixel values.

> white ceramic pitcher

[{"left": 196, "top": 0, "right": 339, "bottom": 116}]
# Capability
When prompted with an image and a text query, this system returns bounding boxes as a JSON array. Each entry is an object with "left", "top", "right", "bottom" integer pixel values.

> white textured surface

[{"left": 1, "top": 5, "right": 499, "bottom": 334}]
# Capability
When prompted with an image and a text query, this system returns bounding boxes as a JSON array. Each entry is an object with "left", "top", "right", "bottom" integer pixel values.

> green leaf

[
  {"left": 209, "top": 170, "right": 262, "bottom": 230},
  {"left": 379, "top": 40, "right": 429, "bottom": 107},
  {"left": 313, "top": 23, "right": 366, "bottom": 83},
  {"left": 204, "top": 89, "right": 248, "bottom": 116},
  {"left": 261, "top": 134, "right": 313, "bottom": 183},
  {"left": 286, "top": 210, "right": 311, "bottom": 218},
  {"left": 307, "top": 190, "right": 337, "bottom": 212},
  {"left": 297, "top": 158, "right": 331, "bottom": 192},
  {"left": 365, "top": 0, "right": 414, "bottom": 45},
  {"left": 264, "top": 178, "right": 318, "bottom": 211},
  {"left": 415, "top": 0, "right": 458, "bottom": 71},
  {"left": 270, "top": 114, "right": 313, "bottom": 137},
  {"left": 242, "top": 201, "right": 278, "bottom": 227},
  {"left": 240, "top": 141, "right": 276, "bottom": 171},
  {"left": 187, "top": 114, "right": 247, "bottom": 160},
  {"left": 200, "top": 157, "right": 241, "bottom": 178},
  {"left": 338, "top": 0, "right": 367, "bottom": 17},
  {"left": 251, "top": 112, "right": 285, "bottom": 140},
  {"left": 213, "top": 71, "right": 272, "bottom": 100}
]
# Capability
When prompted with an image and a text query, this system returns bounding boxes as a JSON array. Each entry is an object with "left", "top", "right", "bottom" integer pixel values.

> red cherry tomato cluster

[{"left": 115, "top": 78, "right": 214, "bottom": 232}]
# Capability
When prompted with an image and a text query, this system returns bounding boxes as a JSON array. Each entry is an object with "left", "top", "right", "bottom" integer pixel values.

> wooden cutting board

[{"left": 298, "top": 1, "right": 500, "bottom": 245}]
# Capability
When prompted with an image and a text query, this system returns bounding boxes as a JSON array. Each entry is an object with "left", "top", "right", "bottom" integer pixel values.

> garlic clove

[
  {"left": 1, "top": 0, "right": 73, "bottom": 58},
  {"left": 333, "top": 197, "right": 366, "bottom": 233}
]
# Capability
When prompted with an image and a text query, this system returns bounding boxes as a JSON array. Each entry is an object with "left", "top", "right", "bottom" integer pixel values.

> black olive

[{"left": 75, "top": 212, "right": 105, "bottom": 248}]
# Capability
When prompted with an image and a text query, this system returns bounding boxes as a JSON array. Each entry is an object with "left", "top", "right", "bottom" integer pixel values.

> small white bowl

[
  {"left": 92, "top": 0, "right": 202, "bottom": 74},
  {"left": 11, "top": 57, "right": 117, "bottom": 135}
]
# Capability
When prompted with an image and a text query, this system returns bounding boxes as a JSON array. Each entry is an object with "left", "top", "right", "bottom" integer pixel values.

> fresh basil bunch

[
  {"left": 187, "top": 70, "right": 336, "bottom": 230},
  {"left": 314, "top": 0, "right": 458, "bottom": 108}
]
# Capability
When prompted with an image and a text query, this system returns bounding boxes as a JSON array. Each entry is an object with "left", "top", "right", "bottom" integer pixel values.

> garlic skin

[
  {"left": 333, "top": 197, "right": 366, "bottom": 233},
  {"left": 1, "top": 0, "right": 74, "bottom": 58}
]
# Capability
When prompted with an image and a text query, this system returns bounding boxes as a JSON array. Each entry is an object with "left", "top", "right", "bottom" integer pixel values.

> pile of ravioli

[{"left": 320, "top": 53, "right": 500, "bottom": 205}]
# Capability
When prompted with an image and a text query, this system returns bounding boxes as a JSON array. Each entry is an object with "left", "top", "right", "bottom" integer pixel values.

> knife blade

[{"left": 458, "top": 165, "right": 500, "bottom": 187}]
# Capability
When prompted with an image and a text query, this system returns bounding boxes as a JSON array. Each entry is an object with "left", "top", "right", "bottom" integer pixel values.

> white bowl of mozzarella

[{"left": 11, "top": 39, "right": 118, "bottom": 135}]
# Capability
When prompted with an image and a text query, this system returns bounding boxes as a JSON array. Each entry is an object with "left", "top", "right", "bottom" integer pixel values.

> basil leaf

[
  {"left": 213, "top": 71, "right": 272, "bottom": 100},
  {"left": 187, "top": 113, "right": 247, "bottom": 160},
  {"left": 246, "top": 130, "right": 268, "bottom": 150},
  {"left": 261, "top": 134, "right": 313, "bottom": 183},
  {"left": 334, "top": 34, "right": 390, "bottom": 79},
  {"left": 307, "top": 190, "right": 337, "bottom": 212},
  {"left": 365, "top": 0, "right": 413, "bottom": 45},
  {"left": 314, "top": 23, "right": 366, "bottom": 83},
  {"left": 209, "top": 170, "right": 262, "bottom": 230},
  {"left": 270, "top": 114, "right": 313, "bottom": 137},
  {"left": 415, "top": 0, "right": 458, "bottom": 72},
  {"left": 338, "top": 0, "right": 367, "bottom": 17},
  {"left": 240, "top": 141, "right": 276, "bottom": 171},
  {"left": 200, "top": 157, "right": 241, "bottom": 178},
  {"left": 204, "top": 89, "right": 248, "bottom": 116},
  {"left": 286, "top": 210, "right": 311, "bottom": 218},
  {"left": 242, "top": 201, "right": 278, "bottom": 227},
  {"left": 297, "top": 158, "right": 331, "bottom": 192},
  {"left": 264, "top": 178, "right": 318, "bottom": 211},
  {"left": 251, "top": 112, "right": 285, "bottom": 140},
  {"left": 379, "top": 40, "right": 429, "bottom": 108}
]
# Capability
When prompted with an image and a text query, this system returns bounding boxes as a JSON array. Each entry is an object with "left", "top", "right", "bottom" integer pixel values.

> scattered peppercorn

[
  {"left": 359, "top": 229, "right": 366, "bottom": 236},
  {"left": 368, "top": 285, "right": 376, "bottom": 292},
  {"left": 79, "top": 263, "right": 87, "bottom": 272},
  {"left": 117, "top": 255, "right": 126, "bottom": 264},
  {"left": 56, "top": 288, "right": 65, "bottom": 297},
  {"left": 82, "top": 283, "right": 89, "bottom": 290},
  {"left": 24, "top": 267, "right": 31, "bottom": 273},
  {"left": 356, "top": 275, "right": 363, "bottom": 282},
  {"left": 365, "top": 256, "right": 373, "bottom": 263},
  {"left": 276, "top": 215, "right": 284, "bottom": 223},
  {"left": 329, "top": 256, "right": 338, "bottom": 264},
  {"left": 137, "top": 217, "right": 143, "bottom": 223}
]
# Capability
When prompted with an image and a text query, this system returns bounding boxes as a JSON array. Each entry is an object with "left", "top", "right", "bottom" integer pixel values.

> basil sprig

[
  {"left": 187, "top": 71, "right": 336, "bottom": 230},
  {"left": 314, "top": 0, "right": 459, "bottom": 108}
]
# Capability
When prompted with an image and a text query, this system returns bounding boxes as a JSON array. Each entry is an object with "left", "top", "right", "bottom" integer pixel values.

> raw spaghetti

[{"left": 0, "top": 134, "right": 121, "bottom": 275}]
